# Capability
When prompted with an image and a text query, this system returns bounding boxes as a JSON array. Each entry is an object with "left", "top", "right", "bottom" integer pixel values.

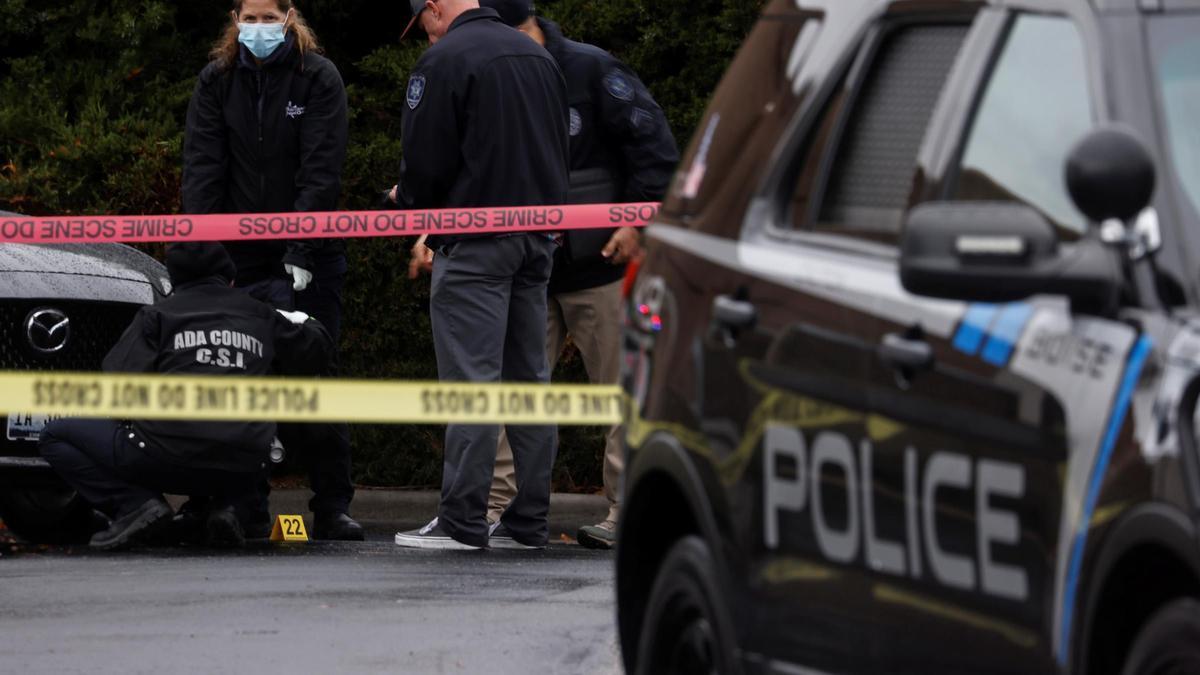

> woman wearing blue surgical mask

[
  {"left": 180, "top": 0, "right": 364, "bottom": 544},
  {"left": 237, "top": 9, "right": 292, "bottom": 61}
]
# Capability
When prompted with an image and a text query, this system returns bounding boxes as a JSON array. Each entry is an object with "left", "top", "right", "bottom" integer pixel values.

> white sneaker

[{"left": 394, "top": 518, "right": 482, "bottom": 550}]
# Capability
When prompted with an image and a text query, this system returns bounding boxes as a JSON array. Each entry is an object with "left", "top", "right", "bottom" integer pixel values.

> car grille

[{"left": 0, "top": 300, "right": 142, "bottom": 372}]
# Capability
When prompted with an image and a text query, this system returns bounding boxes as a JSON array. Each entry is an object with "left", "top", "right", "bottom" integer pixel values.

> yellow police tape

[{"left": 0, "top": 372, "right": 624, "bottom": 425}]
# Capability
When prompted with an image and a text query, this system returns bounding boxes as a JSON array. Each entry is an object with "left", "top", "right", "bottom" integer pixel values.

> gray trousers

[{"left": 430, "top": 234, "right": 558, "bottom": 547}]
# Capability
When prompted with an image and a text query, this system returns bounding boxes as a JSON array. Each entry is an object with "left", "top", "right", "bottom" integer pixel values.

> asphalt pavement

[{"left": 0, "top": 491, "right": 621, "bottom": 675}]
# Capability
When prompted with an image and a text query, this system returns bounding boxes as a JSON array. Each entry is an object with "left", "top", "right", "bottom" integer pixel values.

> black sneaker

[
  {"left": 313, "top": 512, "right": 365, "bottom": 542},
  {"left": 89, "top": 499, "right": 173, "bottom": 551},
  {"left": 488, "top": 521, "right": 544, "bottom": 550},
  {"left": 204, "top": 506, "right": 246, "bottom": 548},
  {"left": 394, "top": 517, "right": 482, "bottom": 550},
  {"left": 241, "top": 512, "right": 272, "bottom": 540},
  {"left": 161, "top": 497, "right": 208, "bottom": 546},
  {"left": 86, "top": 509, "right": 113, "bottom": 536}
]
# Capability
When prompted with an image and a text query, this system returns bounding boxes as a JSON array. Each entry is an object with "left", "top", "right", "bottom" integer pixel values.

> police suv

[{"left": 617, "top": 1, "right": 1200, "bottom": 673}]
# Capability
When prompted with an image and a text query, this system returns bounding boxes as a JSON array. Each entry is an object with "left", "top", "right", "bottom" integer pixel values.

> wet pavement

[{"left": 0, "top": 494, "right": 621, "bottom": 674}]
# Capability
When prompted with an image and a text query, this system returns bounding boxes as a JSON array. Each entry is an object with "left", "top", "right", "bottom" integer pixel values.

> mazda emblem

[{"left": 25, "top": 308, "right": 70, "bottom": 354}]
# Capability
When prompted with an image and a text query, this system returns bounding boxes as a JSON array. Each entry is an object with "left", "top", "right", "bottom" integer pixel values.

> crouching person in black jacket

[{"left": 38, "top": 243, "right": 333, "bottom": 551}]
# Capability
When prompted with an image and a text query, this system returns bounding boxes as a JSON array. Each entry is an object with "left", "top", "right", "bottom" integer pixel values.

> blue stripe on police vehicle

[
  {"left": 953, "top": 301, "right": 1035, "bottom": 366},
  {"left": 1057, "top": 334, "right": 1154, "bottom": 665}
]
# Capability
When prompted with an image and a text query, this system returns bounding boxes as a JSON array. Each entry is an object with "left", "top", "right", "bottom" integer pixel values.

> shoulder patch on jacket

[
  {"left": 629, "top": 106, "right": 656, "bottom": 132},
  {"left": 407, "top": 75, "right": 426, "bottom": 110},
  {"left": 603, "top": 70, "right": 635, "bottom": 102}
]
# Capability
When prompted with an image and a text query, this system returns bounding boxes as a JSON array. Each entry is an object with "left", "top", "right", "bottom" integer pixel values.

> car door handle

[
  {"left": 712, "top": 295, "right": 757, "bottom": 330},
  {"left": 878, "top": 332, "right": 934, "bottom": 372}
]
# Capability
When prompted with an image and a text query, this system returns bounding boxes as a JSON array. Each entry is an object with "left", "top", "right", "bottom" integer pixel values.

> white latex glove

[
  {"left": 276, "top": 309, "right": 311, "bottom": 325},
  {"left": 284, "top": 264, "right": 313, "bottom": 291}
]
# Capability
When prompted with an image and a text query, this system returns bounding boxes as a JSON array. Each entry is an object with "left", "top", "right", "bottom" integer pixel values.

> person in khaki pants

[
  {"left": 488, "top": 276, "right": 627, "bottom": 548},
  {"left": 479, "top": 0, "right": 680, "bottom": 549}
]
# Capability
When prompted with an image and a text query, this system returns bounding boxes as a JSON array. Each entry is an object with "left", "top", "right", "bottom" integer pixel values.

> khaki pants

[{"left": 488, "top": 279, "right": 624, "bottom": 527}]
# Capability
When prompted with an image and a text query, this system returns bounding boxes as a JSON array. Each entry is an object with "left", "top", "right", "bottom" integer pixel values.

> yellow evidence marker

[{"left": 270, "top": 515, "right": 309, "bottom": 542}]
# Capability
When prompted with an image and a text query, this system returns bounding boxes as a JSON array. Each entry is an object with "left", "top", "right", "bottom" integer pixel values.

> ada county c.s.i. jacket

[{"left": 102, "top": 277, "right": 333, "bottom": 472}]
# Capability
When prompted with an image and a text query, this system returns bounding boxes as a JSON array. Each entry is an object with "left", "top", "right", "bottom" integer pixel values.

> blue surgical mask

[{"left": 238, "top": 21, "right": 287, "bottom": 60}]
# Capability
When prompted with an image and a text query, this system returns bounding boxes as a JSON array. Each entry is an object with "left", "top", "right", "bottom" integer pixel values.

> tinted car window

[
  {"left": 1150, "top": 15, "right": 1200, "bottom": 220},
  {"left": 952, "top": 15, "right": 1092, "bottom": 236},
  {"left": 790, "top": 24, "right": 968, "bottom": 242}
]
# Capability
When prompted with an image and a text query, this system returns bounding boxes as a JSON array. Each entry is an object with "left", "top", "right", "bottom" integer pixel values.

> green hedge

[{"left": 0, "top": 0, "right": 762, "bottom": 488}]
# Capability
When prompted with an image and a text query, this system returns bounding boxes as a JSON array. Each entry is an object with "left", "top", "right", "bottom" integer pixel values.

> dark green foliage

[
  {"left": 0, "top": 0, "right": 763, "bottom": 488},
  {"left": 538, "top": 0, "right": 766, "bottom": 144}
]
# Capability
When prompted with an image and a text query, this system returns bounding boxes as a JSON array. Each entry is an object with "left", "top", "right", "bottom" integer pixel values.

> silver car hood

[
  {"left": 0, "top": 242, "right": 165, "bottom": 304},
  {"left": 0, "top": 243, "right": 163, "bottom": 284}
]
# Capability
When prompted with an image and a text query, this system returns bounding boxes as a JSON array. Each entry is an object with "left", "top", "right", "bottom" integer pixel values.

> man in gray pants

[
  {"left": 389, "top": 0, "right": 570, "bottom": 550},
  {"left": 426, "top": 236, "right": 558, "bottom": 548}
]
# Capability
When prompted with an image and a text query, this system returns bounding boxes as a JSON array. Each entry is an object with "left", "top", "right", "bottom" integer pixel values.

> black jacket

[
  {"left": 540, "top": 18, "right": 680, "bottom": 295},
  {"left": 102, "top": 278, "right": 333, "bottom": 472},
  {"left": 182, "top": 36, "right": 349, "bottom": 284},
  {"left": 396, "top": 8, "right": 570, "bottom": 247}
]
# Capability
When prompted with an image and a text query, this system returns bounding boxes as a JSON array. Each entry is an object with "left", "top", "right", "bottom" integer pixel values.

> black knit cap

[
  {"left": 479, "top": 0, "right": 533, "bottom": 27},
  {"left": 165, "top": 242, "right": 237, "bottom": 286}
]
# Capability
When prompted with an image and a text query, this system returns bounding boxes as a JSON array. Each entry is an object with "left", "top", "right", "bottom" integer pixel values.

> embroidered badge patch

[
  {"left": 569, "top": 107, "right": 582, "bottom": 137},
  {"left": 285, "top": 101, "right": 305, "bottom": 119},
  {"left": 407, "top": 75, "right": 426, "bottom": 110},
  {"left": 603, "top": 70, "right": 635, "bottom": 102}
]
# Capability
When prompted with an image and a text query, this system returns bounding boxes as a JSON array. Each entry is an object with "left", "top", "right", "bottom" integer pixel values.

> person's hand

[
  {"left": 388, "top": 185, "right": 399, "bottom": 204},
  {"left": 276, "top": 309, "right": 311, "bottom": 325},
  {"left": 408, "top": 239, "right": 434, "bottom": 279},
  {"left": 284, "top": 264, "right": 313, "bottom": 292},
  {"left": 601, "top": 227, "right": 642, "bottom": 265}
]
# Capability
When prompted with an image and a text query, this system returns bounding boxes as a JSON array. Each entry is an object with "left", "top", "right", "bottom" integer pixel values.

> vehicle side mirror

[
  {"left": 1066, "top": 125, "right": 1156, "bottom": 224},
  {"left": 900, "top": 202, "right": 1058, "bottom": 302},
  {"left": 899, "top": 202, "right": 1121, "bottom": 311}
]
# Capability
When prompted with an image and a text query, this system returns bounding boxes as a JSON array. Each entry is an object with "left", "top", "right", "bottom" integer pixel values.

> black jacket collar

[
  {"left": 174, "top": 277, "right": 232, "bottom": 293},
  {"left": 448, "top": 7, "right": 502, "bottom": 34}
]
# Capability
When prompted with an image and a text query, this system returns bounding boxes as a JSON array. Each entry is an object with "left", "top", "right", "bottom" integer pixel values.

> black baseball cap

[
  {"left": 479, "top": 0, "right": 533, "bottom": 27},
  {"left": 401, "top": 0, "right": 427, "bottom": 40},
  {"left": 166, "top": 242, "right": 237, "bottom": 286}
]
